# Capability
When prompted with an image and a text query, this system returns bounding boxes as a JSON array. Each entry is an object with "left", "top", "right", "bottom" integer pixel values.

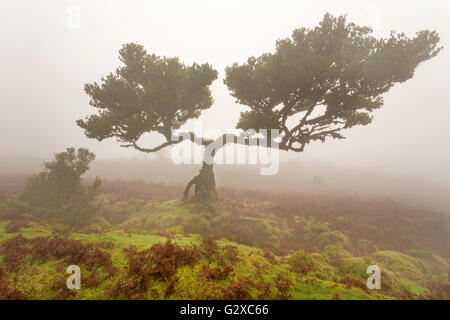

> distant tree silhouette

[
  {"left": 78, "top": 14, "right": 441, "bottom": 202},
  {"left": 21, "top": 148, "right": 101, "bottom": 226}
]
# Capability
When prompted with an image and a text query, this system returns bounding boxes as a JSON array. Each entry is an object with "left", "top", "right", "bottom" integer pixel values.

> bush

[
  {"left": 5, "top": 219, "right": 30, "bottom": 233},
  {"left": 0, "top": 268, "right": 25, "bottom": 300},
  {"left": 0, "top": 235, "right": 117, "bottom": 277},
  {"left": 273, "top": 273, "right": 292, "bottom": 299},
  {"left": 20, "top": 148, "right": 101, "bottom": 227},
  {"left": 202, "top": 264, "right": 233, "bottom": 281},
  {"left": 222, "top": 277, "right": 254, "bottom": 300},
  {"left": 202, "top": 235, "right": 218, "bottom": 258},
  {"left": 289, "top": 250, "right": 318, "bottom": 276},
  {"left": 112, "top": 240, "right": 202, "bottom": 298}
]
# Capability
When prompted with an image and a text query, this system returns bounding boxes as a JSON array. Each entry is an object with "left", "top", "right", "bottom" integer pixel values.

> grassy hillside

[{"left": 0, "top": 182, "right": 449, "bottom": 300}]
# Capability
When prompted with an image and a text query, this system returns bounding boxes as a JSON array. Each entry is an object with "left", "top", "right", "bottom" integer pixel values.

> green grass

[{"left": 0, "top": 195, "right": 449, "bottom": 300}]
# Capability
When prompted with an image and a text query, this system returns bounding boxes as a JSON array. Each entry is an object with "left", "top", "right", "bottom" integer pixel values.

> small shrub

[
  {"left": 0, "top": 234, "right": 30, "bottom": 271},
  {"left": 19, "top": 148, "right": 101, "bottom": 227},
  {"left": 342, "top": 276, "right": 369, "bottom": 292},
  {"left": 223, "top": 245, "right": 240, "bottom": 263},
  {"left": 273, "top": 273, "right": 292, "bottom": 299},
  {"left": 0, "top": 267, "right": 26, "bottom": 300},
  {"left": 114, "top": 240, "right": 202, "bottom": 298},
  {"left": 0, "top": 235, "right": 117, "bottom": 277},
  {"left": 202, "top": 235, "right": 218, "bottom": 258},
  {"left": 5, "top": 219, "right": 30, "bottom": 233},
  {"left": 202, "top": 264, "right": 234, "bottom": 281},
  {"left": 289, "top": 250, "right": 317, "bottom": 276},
  {"left": 264, "top": 251, "right": 277, "bottom": 264},
  {"left": 85, "top": 270, "right": 102, "bottom": 288},
  {"left": 164, "top": 277, "right": 177, "bottom": 298},
  {"left": 222, "top": 277, "right": 254, "bottom": 300}
]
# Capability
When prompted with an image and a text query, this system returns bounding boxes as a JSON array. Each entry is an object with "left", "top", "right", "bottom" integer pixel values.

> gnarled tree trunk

[
  {"left": 183, "top": 161, "right": 217, "bottom": 202},
  {"left": 183, "top": 139, "right": 219, "bottom": 202},
  {"left": 182, "top": 132, "right": 264, "bottom": 202}
]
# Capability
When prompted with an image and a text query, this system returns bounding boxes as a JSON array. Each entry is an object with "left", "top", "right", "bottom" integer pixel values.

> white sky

[{"left": 0, "top": 0, "right": 449, "bottom": 184}]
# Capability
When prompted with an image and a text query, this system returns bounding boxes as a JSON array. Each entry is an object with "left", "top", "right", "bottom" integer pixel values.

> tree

[
  {"left": 20, "top": 148, "right": 101, "bottom": 226},
  {"left": 78, "top": 14, "right": 441, "bottom": 202}
]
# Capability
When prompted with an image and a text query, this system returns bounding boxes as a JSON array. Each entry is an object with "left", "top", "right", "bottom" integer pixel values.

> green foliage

[
  {"left": 0, "top": 210, "right": 448, "bottom": 300},
  {"left": 2, "top": 180, "right": 449, "bottom": 300},
  {"left": 77, "top": 43, "right": 218, "bottom": 147},
  {"left": 20, "top": 148, "right": 101, "bottom": 227},
  {"left": 225, "top": 13, "right": 442, "bottom": 151},
  {"left": 289, "top": 250, "right": 320, "bottom": 276}
]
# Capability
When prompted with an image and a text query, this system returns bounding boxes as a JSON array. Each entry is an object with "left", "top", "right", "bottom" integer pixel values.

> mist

[
  {"left": 1, "top": 1, "right": 450, "bottom": 196},
  {"left": 1, "top": 1, "right": 450, "bottom": 302}
]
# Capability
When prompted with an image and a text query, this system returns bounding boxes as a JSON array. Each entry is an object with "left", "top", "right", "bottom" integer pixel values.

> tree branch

[{"left": 121, "top": 140, "right": 175, "bottom": 153}]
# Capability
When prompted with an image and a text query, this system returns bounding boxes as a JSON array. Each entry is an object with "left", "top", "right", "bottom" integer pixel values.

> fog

[{"left": 1, "top": 1, "right": 450, "bottom": 194}]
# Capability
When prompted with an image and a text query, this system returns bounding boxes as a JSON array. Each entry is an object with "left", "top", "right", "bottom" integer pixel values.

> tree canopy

[
  {"left": 77, "top": 43, "right": 218, "bottom": 152},
  {"left": 224, "top": 14, "right": 442, "bottom": 152}
]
